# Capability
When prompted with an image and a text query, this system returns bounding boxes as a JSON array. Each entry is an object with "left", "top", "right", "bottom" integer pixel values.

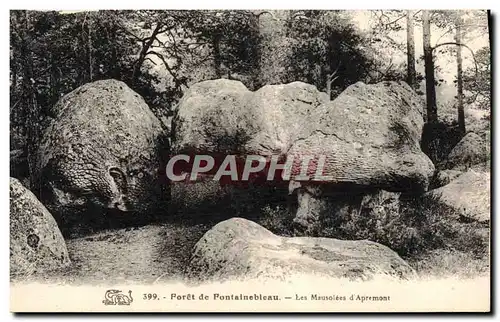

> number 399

[{"left": 143, "top": 293, "right": 159, "bottom": 300}]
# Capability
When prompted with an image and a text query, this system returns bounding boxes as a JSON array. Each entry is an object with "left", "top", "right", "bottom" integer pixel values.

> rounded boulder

[
  {"left": 33, "top": 79, "right": 168, "bottom": 233},
  {"left": 10, "top": 178, "right": 71, "bottom": 280}
]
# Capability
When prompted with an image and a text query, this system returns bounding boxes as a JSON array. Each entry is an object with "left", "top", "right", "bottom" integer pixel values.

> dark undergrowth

[{"left": 255, "top": 191, "right": 489, "bottom": 278}]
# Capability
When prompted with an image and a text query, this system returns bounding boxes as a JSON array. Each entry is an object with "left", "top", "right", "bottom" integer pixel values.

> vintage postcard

[{"left": 9, "top": 9, "right": 491, "bottom": 312}]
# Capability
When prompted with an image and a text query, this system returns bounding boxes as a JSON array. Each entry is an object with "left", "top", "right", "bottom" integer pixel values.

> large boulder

[
  {"left": 424, "top": 170, "right": 490, "bottom": 223},
  {"left": 186, "top": 218, "right": 415, "bottom": 282},
  {"left": 288, "top": 81, "right": 433, "bottom": 190},
  {"left": 287, "top": 81, "right": 435, "bottom": 231},
  {"left": 10, "top": 178, "right": 70, "bottom": 280},
  {"left": 444, "top": 132, "right": 489, "bottom": 171},
  {"left": 170, "top": 79, "right": 328, "bottom": 214},
  {"left": 32, "top": 79, "right": 168, "bottom": 234},
  {"left": 172, "top": 79, "right": 328, "bottom": 155}
]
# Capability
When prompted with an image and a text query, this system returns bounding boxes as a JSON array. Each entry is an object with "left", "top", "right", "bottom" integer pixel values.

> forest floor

[
  {"left": 36, "top": 223, "right": 211, "bottom": 285},
  {"left": 26, "top": 218, "right": 489, "bottom": 286}
]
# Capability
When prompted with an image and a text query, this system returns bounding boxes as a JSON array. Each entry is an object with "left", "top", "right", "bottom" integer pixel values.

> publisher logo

[{"left": 102, "top": 289, "right": 133, "bottom": 306}]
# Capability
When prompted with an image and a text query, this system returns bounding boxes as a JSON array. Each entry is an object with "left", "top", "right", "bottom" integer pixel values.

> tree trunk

[
  {"left": 213, "top": 34, "right": 222, "bottom": 78},
  {"left": 326, "top": 78, "right": 332, "bottom": 100},
  {"left": 455, "top": 12, "right": 466, "bottom": 135},
  {"left": 313, "top": 64, "right": 321, "bottom": 88},
  {"left": 16, "top": 11, "right": 40, "bottom": 188},
  {"left": 422, "top": 10, "right": 438, "bottom": 123},
  {"left": 87, "top": 14, "right": 93, "bottom": 82},
  {"left": 250, "top": 12, "right": 262, "bottom": 89},
  {"left": 256, "top": 10, "right": 287, "bottom": 86},
  {"left": 110, "top": 25, "right": 118, "bottom": 78},
  {"left": 131, "top": 22, "right": 163, "bottom": 83},
  {"left": 406, "top": 10, "right": 417, "bottom": 90}
]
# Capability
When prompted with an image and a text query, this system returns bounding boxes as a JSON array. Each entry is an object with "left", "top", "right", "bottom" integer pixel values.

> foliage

[
  {"left": 10, "top": 10, "right": 142, "bottom": 154},
  {"left": 258, "top": 204, "right": 296, "bottom": 237},
  {"left": 407, "top": 249, "right": 489, "bottom": 278},
  {"left": 9, "top": 10, "right": 263, "bottom": 155},
  {"left": 10, "top": 11, "right": 138, "bottom": 113},
  {"left": 430, "top": 10, "right": 490, "bottom": 110},
  {"left": 257, "top": 190, "right": 488, "bottom": 259},
  {"left": 369, "top": 10, "right": 417, "bottom": 86},
  {"left": 463, "top": 46, "right": 490, "bottom": 110},
  {"left": 284, "top": 10, "right": 382, "bottom": 97},
  {"left": 10, "top": 9, "right": 379, "bottom": 156},
  {"left": 184, "top": 11, "right": 261, "bottom": 84}
]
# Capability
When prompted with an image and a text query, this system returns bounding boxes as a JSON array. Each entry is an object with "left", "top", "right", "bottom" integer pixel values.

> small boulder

[
  {"left": 444, "top": 132, "right": 489, "bottom": 171},
  {"left": 432, "top": 169, "right": 463, "bottom": 188},
  {"left": 186, "top": 218, "right": 415, "bottom": 282},
  {"left": 10, "top": 178, "right": 70, "bottom": 280},
  {"left": 425, "top": 171, "right": 490, "bottom": 223}
]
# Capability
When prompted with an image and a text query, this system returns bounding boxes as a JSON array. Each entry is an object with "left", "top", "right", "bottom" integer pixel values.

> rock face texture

[
  {"left": 444, "top": 132, "right": 489, "bottom": 171},
  {"left": 432, "top": 169, "right": 463, "bottom": 189},
  {"left": 291, "top": 187, "right": 401, "bottom": 235},
  {"left": 10, "top": 178, "right": 70, "bottom": 280},
  {"left": 172, "top": 79, "right": 328, "bottom": 155},
  {"left": 171, "top": 79, "right": 328, "bottom": 214},
  {"left": 425, "top": 171, "right": 490, "bottom": 223},
  {"left": 171, "top": 80, "right": 434, "bottom": 231},
  {"left": 287, "top": 81, "right": 434, "bottom": 231},
  {"left": 288, "top": 81, "right": 434, "bottom": 191},
  {"left": 186, "top": 218, "right": 415, "bottom": 282},
  {"left": 32, "top": 79, "right": 168, "bottom": 232}
]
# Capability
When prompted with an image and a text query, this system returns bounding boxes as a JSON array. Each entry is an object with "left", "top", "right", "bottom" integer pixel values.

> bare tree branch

[
  {"left": 433, "top": 41, "right": 480, "bottom": 106},
  {"left": 144, "top": 57, "right": 157, "bottom": 66},
  {"left": 147, "top": 50, "right": 185, "bottom": 88},
  {"left": 131, "top": 22, "right": 163, "bottom": 82},
  {"left": 435, "top": 26, "right": 455, "bottom": 46},
  {"left": 385, "top": 13, "right": 406, "bottom": 28},
  {"left": 432, "top": 41, "right": 478, "bottom": 77}
]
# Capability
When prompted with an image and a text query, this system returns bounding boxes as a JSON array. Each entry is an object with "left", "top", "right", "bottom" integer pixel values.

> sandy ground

[{"left": 34, "top": 223, "right": 211, "bottom": 285}]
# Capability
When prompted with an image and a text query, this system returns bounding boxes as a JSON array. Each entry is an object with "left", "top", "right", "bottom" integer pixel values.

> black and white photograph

[{"left": 8, "top": 8, "right": 491, "bottom": 312}]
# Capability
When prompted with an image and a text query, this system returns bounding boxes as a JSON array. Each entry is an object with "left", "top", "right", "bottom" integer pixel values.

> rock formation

[
  {"left": 444, "top": 132, "right": 489, "bottom": 171},
  {"left": 32, "top": 79, "right": 168, "bottom": 234},
  {"left": 287, "top": 81, "right": 435, "bottom": 231},
  {"left": 171, "top": 79, "right": 328, "bottom": 212},
  {"left": 10, "top": 178, "right": 71, "bottom": 280},
  {"left": 424, "top": 170, "right": 490, "bottom": 223},
  {"left": 172, "top": 79, "right": 328, "bottom": 156},
  {"left": 186, "top": 218, "right": 415, "bottom": 282}
]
